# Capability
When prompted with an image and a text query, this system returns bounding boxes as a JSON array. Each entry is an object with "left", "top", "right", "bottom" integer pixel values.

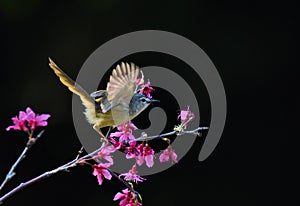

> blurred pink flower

[
  {"left": 119, "top": 164, "right": 146, "bottom": 183},
  {"left": 139, "top": 80, "right": 154, "bottom": 98},
  {"left": 177, "top": 105, "right": 195, "bottom": 129},
  {"left": 136, "top": 144, "right": 154, "bottom": 168},
  {"left": 92, "top": 163, "right": 112, "bottom": 185},
  {"left": 6, "top": 107, "right": 50, "bottom": 132},
  {"left": 113, "top": 188, "right": 141, "bottom": 206},
  {"left": 109, "top": 137, "right": 125, "bottom": 150},
  {"left": 159, "top": 146, "right": 178, "bottom": 163},
  {"left": 94, "top": 144, "right": 116, "bottom": 164},
  {"left": 110, "top": 121, "right": 137, "bottom": 143}
]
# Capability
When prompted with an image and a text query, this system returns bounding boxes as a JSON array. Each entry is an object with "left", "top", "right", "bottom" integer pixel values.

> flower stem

[{"left": 0, "top": 130, "right": 45, "bottom": 192}]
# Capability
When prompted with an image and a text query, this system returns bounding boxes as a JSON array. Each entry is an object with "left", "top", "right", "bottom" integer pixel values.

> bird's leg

[
  {"left": 106, "top": 126, "right": 112, "bottom": 137},
  {"left": 93, "top": 125, "right": 108, "bottom": 142}
]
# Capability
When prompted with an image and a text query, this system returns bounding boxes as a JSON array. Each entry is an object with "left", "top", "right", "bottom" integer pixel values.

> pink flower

[
  {"left": 109, "top": 137, "right": 125, "bottom": 150},
  {"left": 110, "top": 121, "right": 137, "bottom": 143},
  {"left": 136, "top": 144, "right": 154, "bottom": 168},
  {"left": 139, "top": 80, "right": 154, "bottom": 98},
  {"left": 6, "top": 107, "right": 50, "bottom": 132},
  {"left": 177, "top": 105, "right": 195, "bottom": 129},
  {"left": 159, "top": 146, "right": 178, "bottom": 163},
  {"left": 94, "top": 144, "right": 116, "bottom": 164},
  {"left": 113, "top": 188, "right": 141, "bottom": 206},
  {"left": 6, "top": 111, "right": 28, "bottom": 132},
  {"left": 92, "top": 163, "right": 112, "bottom": 185},
  {"left": 26, "top": 107, "right": 51, "bottom": 130},
  {"left": 125, "top": 141, "right": 139, "bottom": 159},
  {"left": 119, "top": 164, "right": 146, "bottom": 183}
]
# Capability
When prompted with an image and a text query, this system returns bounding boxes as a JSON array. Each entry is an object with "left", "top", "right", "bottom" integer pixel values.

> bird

[{"left": 48, "top": 58, "right": 159, "bottom": 140}]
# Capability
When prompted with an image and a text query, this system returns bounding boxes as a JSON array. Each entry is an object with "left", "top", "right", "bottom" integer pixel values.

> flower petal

[
  {"left": 126, "top": 153, "right": 136, "bottom": 159},
  {"left": 104, "top": 155, "right": 114, "bottom": 164},
  {"left": 36, "top": 114, "right": 51, "bottom": 122},
  {"left": 119, "top": 134, "right": 128, "bottom": 143},
  {"left": 19, "top": 111, "right": 28, "bottom": 120},
  {"left": 110, "top": 131, "right": 123, "bottom": 138},
  {"left": 145, "top": 155, "right": 154, "bottom": 167},
  {"left": 119, "top": 198, "right": 128, "bottom": 206},
  {"left": 128, "top": 121, "right": 138, "bottom": 130},
  {"left": 102, "top": 169, "right": 112, "bottom": 180},
  {"left": 171, "top": 150, "right": 178, "bottom": 163},
  {"left": 26, "top": 107, "right": 34, "bottom": 115},
  {"left": 159, "top": 152, "right": 169, "bottom": 163},
  {"left": 36, "top": 121, "right": 48, "bottom": 127},
  {"left": 6, "top": 125, "right": 19, "bottom": 131},
  {"left": 97, "top": 174, "right": 103, "bottom": 185},
  {"left": 136, "top": 156, "right": 144, "bottom": 166},
  {"left": 113, "top": 192, "right": 125, "bottom": 201}
]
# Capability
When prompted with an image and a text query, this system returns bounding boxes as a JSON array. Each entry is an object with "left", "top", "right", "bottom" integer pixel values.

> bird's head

[{"left": 129, "top": 93, "right": 159, "bottom": 117}]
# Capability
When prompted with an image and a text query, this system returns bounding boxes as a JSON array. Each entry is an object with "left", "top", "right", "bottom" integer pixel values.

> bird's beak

[{"left": 146, "top": 98, "right": 160, "bottom": 103}]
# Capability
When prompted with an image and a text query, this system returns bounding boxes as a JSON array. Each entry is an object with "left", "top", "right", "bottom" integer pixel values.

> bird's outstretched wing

[
  {"left": 103, "top": 62, "right": 139, "bottom": 113},
  {"left": 48, "top": 58, "right": 95, "bottom": 110}
]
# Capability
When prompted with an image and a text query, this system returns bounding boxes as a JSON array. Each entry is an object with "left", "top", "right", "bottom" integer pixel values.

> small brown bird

[{"left": 48, "top": 58, "right": 158, "bottom": 139}]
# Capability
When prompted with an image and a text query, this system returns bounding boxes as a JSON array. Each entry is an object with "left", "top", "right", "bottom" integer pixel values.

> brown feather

[
  {"left": 48, "top": 58, "right": 97, "bottom": 124},
  {"left": 106, "top": 62, "right": 139, "bottom": 105}
]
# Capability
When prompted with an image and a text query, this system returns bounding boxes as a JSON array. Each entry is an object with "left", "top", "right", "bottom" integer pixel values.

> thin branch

[
  {"left": 75, "top": 146, "right": 84, "bottom": 160},
  {"left": 0, "top": 130, "right": 45, "bottom": 192},
  {"left": 0, "top": 145, "right": 103, "bottom": 204},
  {"left": 133, "top": 126, "right": 209, "bottom": 142},
  {"left": 108, "top": 168, "right": 140, "bottom": 196}
]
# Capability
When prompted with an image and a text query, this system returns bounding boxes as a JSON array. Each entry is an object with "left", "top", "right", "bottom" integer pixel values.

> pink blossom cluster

[
  {"left": 92, "top": 102, "right": 197, "bottom": 206},
  {"left": 136, "top": 71, "right": 154, "bottom": 99},
  {"left": 114, "top": 188, "right": 142, "bottom": 206},
  {"left": 6, "top": 107, "right": 50, "bottom": 134},
  {"left": 94, "top": 118, "right": 180, "bottom": 205}
]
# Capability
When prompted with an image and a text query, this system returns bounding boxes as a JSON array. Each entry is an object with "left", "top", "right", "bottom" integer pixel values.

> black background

[{"left": 0, "top": 0, "right": 292, "bottom": 205}]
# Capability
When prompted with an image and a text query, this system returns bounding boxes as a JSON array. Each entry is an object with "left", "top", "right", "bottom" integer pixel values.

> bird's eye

[{"left": 141, "top": 98, "right": 146, "bottom": 102}]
